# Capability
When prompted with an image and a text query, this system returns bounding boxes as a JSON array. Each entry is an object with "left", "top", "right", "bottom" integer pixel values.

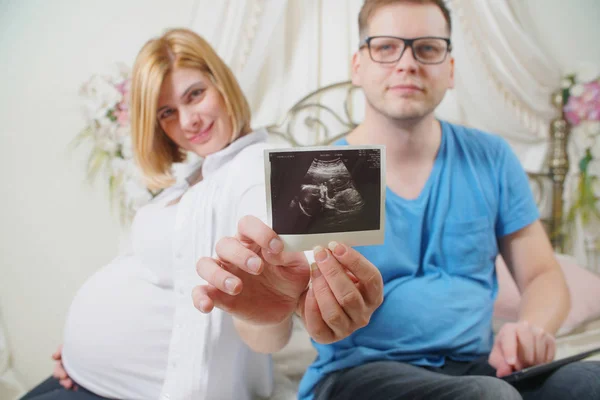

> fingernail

[
  {"left": 328, "top": 241, "right": 346, "bottom": 256},
  {"left": 246, "top": 256, "right": 261, "bottom": 273},
  {"left": 313, "top": 245, "right": 328, "bottom": 262},
  {"left": 310, "top": 262, "right": 322, "bottom": 278},
  {"left": 506, "top": 357, "right": 516, "bottom": 365},
  {"left": 199, "top": 300, "right": 210, "bottom": 313},
  {"left": 269, "top": 237, "right": 283, "bottom": 253},
  {"left": 224, "top": 278, "right": 238, "bottom": 294}
]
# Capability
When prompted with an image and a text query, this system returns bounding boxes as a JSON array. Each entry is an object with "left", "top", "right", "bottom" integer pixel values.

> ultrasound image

[{"left": 269, "top": 149, "right": 381, "bottom": 235}]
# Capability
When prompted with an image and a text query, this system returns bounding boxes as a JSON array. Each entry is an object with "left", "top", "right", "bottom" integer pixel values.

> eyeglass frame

[{"left": 359, "top": 36, "right": 453, "bottom": 65}]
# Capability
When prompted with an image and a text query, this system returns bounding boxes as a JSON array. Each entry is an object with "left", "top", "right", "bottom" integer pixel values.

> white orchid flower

[{"left": 570, "top": 84, "right": 586, "bottom": 97}]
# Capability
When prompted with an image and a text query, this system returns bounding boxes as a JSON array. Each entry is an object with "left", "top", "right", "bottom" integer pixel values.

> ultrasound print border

[{"left": 264, "top": 145, "right": 386, "bottom": 252}]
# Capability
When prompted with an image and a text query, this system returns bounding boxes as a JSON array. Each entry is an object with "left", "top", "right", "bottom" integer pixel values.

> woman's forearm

[{"left": 233, "top": 316, "right": 293, "bottom": 353}]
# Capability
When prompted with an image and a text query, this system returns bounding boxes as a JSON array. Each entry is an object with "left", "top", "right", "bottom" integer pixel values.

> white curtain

[
  {"left": 251, "top": 0, "right": 364, "bottom": 128},
  {"left": 188, "top": 0, "right": 289, "bottom": 120},
  {"left": 447, "top": 0, "right": 563, "bottom": 171}
]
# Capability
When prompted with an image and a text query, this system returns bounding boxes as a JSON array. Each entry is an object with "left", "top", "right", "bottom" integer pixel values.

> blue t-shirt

[{"left": 298, "top": 120, "right": 540, "bottom": 399}]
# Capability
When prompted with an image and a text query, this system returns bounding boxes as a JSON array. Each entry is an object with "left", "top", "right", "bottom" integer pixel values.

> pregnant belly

[{"left": 61, "top": 256, "right": 175, "bottom": 399}]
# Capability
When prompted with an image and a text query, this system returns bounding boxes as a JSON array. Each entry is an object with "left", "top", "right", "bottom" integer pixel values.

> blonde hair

[
  {"left": 130, "top": 28, "right": 251, "bottom": 190},
  {"left": 358, "top": 0, "right": 452, "bottom": 38}
]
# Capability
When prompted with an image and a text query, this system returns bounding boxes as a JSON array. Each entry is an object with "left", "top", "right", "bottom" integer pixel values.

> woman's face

[{"left": 156, "top": 67, "right": 233, "bottom": 157}]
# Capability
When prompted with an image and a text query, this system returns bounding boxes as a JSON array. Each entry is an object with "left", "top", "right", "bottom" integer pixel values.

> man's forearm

[
  {"left": 518, "top": 268, "right": 571, "bottom": 334},
  {"left": 233, "top": 316, "right": 294, "bottom": 353}
]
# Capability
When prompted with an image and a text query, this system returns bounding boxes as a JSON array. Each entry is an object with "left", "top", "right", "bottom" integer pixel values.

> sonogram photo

[{"left": 268, "top": 148, "right": 382, "bottom": 235}]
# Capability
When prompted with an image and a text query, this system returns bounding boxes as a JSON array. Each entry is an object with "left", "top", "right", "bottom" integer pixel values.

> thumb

[
  {"left": 295, "top": 289, "right": 309, "bottom": 320},
  {"left": 52, "top": 345, "right": 63, "bottom": 360}
]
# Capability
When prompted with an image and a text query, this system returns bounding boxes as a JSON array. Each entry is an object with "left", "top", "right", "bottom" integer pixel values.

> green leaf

[
  {"left": 579, "top": 151, "right": 593, "bottom": 173},
  {"left": 106, "top": 108, "right": 118, "bottom": 122},
  {"left": 69, "top": 126, "right": 93, "bottom": 150},
  {"left": 562, "top": 88, "right": 570, "bottom": 106},
  {"left": 86, "top": 151, "right": 109, "bottom": 181}
]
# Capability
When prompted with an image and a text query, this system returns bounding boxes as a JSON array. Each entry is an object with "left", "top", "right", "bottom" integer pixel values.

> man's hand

[
  {"left": 192, "top": 215, "right": 384, "bottom": 345},
  {"left": 297, "top": 241, "right": 384, "bottom": 344},
  {"left": 488, "top": 321, "right": 556, "bottom": 377},
  {"left": 52, "top": 345, "right": 78, "bottom": 390}
]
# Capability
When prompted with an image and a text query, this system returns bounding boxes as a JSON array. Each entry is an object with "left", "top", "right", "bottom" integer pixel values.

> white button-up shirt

[{"left": 160, "top": 129, "right": 274, "bottom": 400}]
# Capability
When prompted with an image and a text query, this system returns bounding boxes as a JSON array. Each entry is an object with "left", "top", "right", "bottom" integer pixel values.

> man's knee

[
  {"left": 461, "top": 376, "right": 522, "bottom": 400},
  {"left": 541, "top": 361, "right": 600, "bottom": 398}
]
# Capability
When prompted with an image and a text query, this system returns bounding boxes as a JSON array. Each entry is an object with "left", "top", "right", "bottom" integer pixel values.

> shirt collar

[{"left": 184, "top": 128, "right": 268, "bottom": 184}]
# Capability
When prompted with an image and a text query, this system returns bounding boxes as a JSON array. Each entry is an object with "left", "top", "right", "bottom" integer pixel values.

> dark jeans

[
  {"left": 314, "top": 356, "right": 600, "bottom": 400},
  {"left": 20, "top": 377, "right": 109, "bottom": 400}
]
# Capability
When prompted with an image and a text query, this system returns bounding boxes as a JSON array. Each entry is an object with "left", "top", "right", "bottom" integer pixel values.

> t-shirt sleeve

[{"left": 495, "top": 139, "right": 540, "bottom": 237}]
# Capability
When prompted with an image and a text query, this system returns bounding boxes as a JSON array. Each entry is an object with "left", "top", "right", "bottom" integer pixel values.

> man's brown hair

[{"left": 358, "top": 0, "right": 452, "bottom": 38}]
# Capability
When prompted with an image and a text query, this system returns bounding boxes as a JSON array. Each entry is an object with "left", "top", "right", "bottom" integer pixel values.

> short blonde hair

[
  {"left": 130, "top": 28, "right": 251, "bottom": 190},
  {"left": 358, "top": 0, "right": 452, "bottom": 38}
]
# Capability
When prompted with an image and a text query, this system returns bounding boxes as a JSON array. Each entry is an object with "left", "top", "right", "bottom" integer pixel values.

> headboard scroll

[{"left": 266, "top": 81, "right": 361, "bottom": 146}]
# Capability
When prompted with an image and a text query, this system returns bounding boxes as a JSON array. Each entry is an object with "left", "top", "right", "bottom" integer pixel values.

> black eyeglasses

[{"left": 360, "top": 36, "right": 452, "bottom": 65}]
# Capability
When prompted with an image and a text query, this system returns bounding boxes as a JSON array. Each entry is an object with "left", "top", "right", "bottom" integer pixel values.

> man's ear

[
  {"left": 448, "top": 56, "right": 455, "bottom": 89},
  {"left": 351, "top": 52, "right": 361, "bottom": 86}
]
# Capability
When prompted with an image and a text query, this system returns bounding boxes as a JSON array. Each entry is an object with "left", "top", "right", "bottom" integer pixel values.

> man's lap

[
  {"left": 314, "top": 360, "right": 520, "bottom": 400},
  {"left": 516, "top": 361, "right": 600, "bottom": 400},
  {"left": 314, "top": 358, "right": 600, "bottom": 400}
]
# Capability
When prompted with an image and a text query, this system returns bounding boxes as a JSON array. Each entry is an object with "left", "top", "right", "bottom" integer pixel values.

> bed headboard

[{"left": 266, "top": 80, "right": 570, "bottom": 251}]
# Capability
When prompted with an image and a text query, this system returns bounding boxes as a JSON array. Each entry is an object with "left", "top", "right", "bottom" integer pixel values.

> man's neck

[
  {"left": 346, "top": 111, "right": 442, "bottom": 169},
  {"left": 345, "top": 110, "right": 443, "bottom": 200}
]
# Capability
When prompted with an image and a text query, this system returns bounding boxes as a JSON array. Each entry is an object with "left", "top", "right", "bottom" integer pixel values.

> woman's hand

[
  {"left": 52, "top": 345, "right": 78, "bottom": 390},
  {"left": 192, "top": 215, "right": 384, "bottom": 344},
  {"left": 193, "top": 215, "right": 310, "bottom": 326}
]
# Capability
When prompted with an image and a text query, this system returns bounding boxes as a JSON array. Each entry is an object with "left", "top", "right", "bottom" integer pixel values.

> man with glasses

[{"left": 299, "top": 0, "right": 600, "bottom": 399}]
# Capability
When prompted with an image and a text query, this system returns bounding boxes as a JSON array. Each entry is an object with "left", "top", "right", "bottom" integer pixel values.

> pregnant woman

[{"left": 20, "top": 28, "right": 274, "bottom": 400}]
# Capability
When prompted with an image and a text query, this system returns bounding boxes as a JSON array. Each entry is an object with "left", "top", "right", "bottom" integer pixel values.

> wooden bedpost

[{"left": 548, "top": 89, "right": 571, "bottom": 252}]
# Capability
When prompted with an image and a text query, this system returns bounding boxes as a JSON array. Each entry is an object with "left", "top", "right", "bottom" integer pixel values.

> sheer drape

[
  {"left": 189, "top": 0, "right": 289, "bottom": 117},
  {"left": 447, "top": 0, "right": 563, "bottom": 171}
]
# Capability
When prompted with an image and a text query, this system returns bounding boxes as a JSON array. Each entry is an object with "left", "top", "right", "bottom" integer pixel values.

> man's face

[{"left": 352, "top": 3, "right": 454, "bottom": 122}]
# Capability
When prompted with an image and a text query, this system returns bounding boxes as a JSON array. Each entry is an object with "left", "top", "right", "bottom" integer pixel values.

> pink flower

[
  {"left": 115, "top": 79, "right": 131, "bottom": 96},
  {"left": 113, "top": 100, "right": 130, "bottom": 127},
  {"left": 565, "top": 96, "right": 585, "bottom": 125},
  {"left": 565, "top": 80, "right": 600, "bottom": 125},
  {"left": 116, "top": 110, "right": 130, "bottom": 127}
]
